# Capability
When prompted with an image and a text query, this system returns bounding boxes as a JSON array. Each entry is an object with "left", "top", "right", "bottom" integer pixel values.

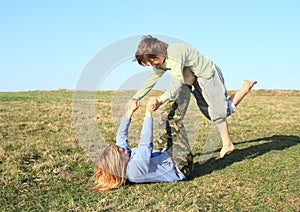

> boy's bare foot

[
  {"left": 215, "top": 143, "right": 235, "bottom": 160},
  {"left": 242, "top": 80, "right": 257, "bottom": 92}
]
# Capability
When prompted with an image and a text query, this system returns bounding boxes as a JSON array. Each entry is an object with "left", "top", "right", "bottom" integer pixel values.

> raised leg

[
  {"left": 228, "top": 80, "right": 257, "bottom": 107},
  {"left": 216, "top": 80, "right": 257, "bottom": 160}
]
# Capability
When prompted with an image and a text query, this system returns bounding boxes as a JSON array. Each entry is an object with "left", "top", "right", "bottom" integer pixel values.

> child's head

[
  {"left": 135, "top": 35, "right": 169, "bottom": 66},
  {"left": 90, "top": 143, "right": 129, "bottom": 191}
]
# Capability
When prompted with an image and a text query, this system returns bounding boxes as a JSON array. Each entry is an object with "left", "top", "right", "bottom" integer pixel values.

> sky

[{"left": 1, "top": 0, "right": 299, "bottom": 92}]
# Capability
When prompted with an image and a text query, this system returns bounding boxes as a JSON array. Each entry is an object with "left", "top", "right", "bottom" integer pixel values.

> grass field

[{"left": 0, "top": 89, "right": 299, "bottom": 211}]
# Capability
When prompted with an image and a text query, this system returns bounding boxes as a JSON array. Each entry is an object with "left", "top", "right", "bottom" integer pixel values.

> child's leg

[
  {"left": 165, "top": 101, "right": 193, "bottom": 178},
  {"left": 153, "top": 85, "right": 193, "bottom": 177},
  {"left": 194, "top": 67, "right": 233, "bottom": 159},
  {"left": 215, "top": 121, "right": 234, "bottom": 160},
  {"left": 191, "top": 80, "right": 211, "bottom": 120},
  {"left": 196, "top": 67, "right": 229, "bottom": 124},
  {"left": 228, "top": 80, "right": 257, "bottom": 107},
  {"left": 153, "top": 85, "right": 191, "bottom": 150},
  {"left": 195, "top": 69, "right": 228, "bottom": 125},
  {"left": 216, "top": 80, "right": 257, "bottom": 160}
]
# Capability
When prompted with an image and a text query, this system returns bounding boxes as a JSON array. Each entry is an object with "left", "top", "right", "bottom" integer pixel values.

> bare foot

[
  {"left": 215, "top": 143, "right": 235, "bottom": 160},
  {"left": 243, "top": 80, "right": 257, "bottom": 92}
]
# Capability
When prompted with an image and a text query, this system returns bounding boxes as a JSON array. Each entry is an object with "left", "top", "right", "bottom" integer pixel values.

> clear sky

[{"left": 1, "top": 0, "right": 299, "bottom": 91}]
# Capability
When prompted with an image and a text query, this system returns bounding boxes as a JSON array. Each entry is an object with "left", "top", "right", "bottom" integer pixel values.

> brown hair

[
  {"left": 90, "top": 143, "right": 127, "bottom": 192},
  {"left": 135, "top": 35, "right": 169, "bottom": 66}
]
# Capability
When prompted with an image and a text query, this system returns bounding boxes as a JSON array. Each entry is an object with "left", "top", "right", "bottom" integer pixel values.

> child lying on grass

[
  {"left": 90, "top": 79, "right": 256, "bottom": 191},
  {"left": 91, "top": 97, "right": 193, "bottom": 191}
]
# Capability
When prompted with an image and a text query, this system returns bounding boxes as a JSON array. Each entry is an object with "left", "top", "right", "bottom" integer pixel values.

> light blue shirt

[{"left": 116, "top": 116, "right": 186, "bottom": 183}]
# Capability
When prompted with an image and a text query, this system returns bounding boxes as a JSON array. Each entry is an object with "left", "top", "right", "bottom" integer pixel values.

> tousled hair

[
  {"left": 90, "top": 143, "right": 127, "bottom": 192},
  {"left": 135, "top": 35, "right": 169, "bottom": 66}
]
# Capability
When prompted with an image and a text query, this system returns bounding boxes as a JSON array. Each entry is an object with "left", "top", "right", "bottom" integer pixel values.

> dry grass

[{"left": 0, "top": 89, "right": 299, "bottom": 211}]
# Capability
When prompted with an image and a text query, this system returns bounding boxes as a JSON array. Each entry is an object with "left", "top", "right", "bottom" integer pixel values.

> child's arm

[
  {"left": 158, "top": 63, "right": 183, "bottom": 104},
  {"left": 148, "top": 75, "right": 183, "bottom": 112},
  {"left": 134, "top": 115, "right": 153, "bottom": 160},
  {"left": 126, "top": 100, "right": 154, "bottom": 173},
  {"left": 148, "top": 64, "right": 184, "bottom": 111},
  {"left": 116, "top": 100, "right": 139, "bottom": 150},
  {"left": 115, "top": 116, "right": 131, "bottom": 151},
  {"left": 125, "top": 99, "right": 139, "bottom": 118},
  {"left": 132, "top": 68, "right": 165, "bottom": 101}
]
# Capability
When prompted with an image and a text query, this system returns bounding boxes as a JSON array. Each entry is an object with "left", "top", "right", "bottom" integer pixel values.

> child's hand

[
  {"left": 145, "top": 98, "right": 155, "bottom": 117},
  {"left": 147, "top": 97, "right": 162, "bottom": 112},
  {"left": 148, "top": 97, "right": 157, "bottom": 111},
  {"left": 149, "top": 97, "right": 163, "bottom": 112},
  {"left": 146, "top": 98, "right": 155, "bottom": 113},
  {"left": 126, "top": 99, "right": 139, "bottom": 118},
  {"left": 129, "top": 99, "right": 139, "bottom": 113}
]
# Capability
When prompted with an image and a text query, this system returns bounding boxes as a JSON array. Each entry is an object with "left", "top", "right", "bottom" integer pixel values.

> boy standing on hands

[{"left": 132, "top": 35, "right": 257, "bottom": 159}]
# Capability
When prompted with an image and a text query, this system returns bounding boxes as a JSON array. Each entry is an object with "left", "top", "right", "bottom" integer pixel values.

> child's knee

[
  {"left": 227, "top": 100, "right": 236, "bottom": 116},
  {"left": 212, "top": 117, "right": 227, "bottom": 124},
  {"left": 209, "top": 108, "right": 228, "bottom": 124},
  {"left": 210, "top": 101, "right": 235, "bottom": 123}
]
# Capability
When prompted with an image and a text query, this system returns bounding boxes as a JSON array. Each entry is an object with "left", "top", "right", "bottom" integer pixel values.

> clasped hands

[{"left": 129, "top": 97, "right": 162, "bottom": 113}]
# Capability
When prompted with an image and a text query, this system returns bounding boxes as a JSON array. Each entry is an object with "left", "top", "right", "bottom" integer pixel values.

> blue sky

[{"left": 1, "top": 0, "right": 299, "bottom": 91}]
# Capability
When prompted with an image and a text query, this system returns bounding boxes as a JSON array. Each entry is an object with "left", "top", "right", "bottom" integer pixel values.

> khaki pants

[{"left": 153, "top": 85, "right": 193, "bottom": 178}]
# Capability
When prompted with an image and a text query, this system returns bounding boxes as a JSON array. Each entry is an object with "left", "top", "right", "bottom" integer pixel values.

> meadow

[{"left": 0, "top": 89, "right": 299, "bottom": 211}]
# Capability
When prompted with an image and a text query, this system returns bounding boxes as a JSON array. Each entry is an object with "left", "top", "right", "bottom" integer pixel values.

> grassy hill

[{"left": 0, "top": 89, "right": 299, "bottom": 211}]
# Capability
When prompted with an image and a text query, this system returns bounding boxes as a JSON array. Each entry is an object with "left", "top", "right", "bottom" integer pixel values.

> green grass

[{"left": 0, "top": 89, "right": 299, "bottom": 211}]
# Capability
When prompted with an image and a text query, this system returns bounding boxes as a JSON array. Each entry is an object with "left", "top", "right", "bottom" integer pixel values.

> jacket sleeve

[
  {"left": 116, "top": 116, "right": 131, "bottom": 153},
  {"left": 132, "top": 68, "right": 166, "bottom": 100},
  {"left": 159, "top": 62, "right": 183, "bottom": 103},
  {"left": 127, "top": 117, "right": 153, "bottom": 174}
]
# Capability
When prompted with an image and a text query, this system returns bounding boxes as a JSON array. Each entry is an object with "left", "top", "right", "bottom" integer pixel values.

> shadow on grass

[{"left": 191, "top": 135, "right": 300, "bottom": 178}]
